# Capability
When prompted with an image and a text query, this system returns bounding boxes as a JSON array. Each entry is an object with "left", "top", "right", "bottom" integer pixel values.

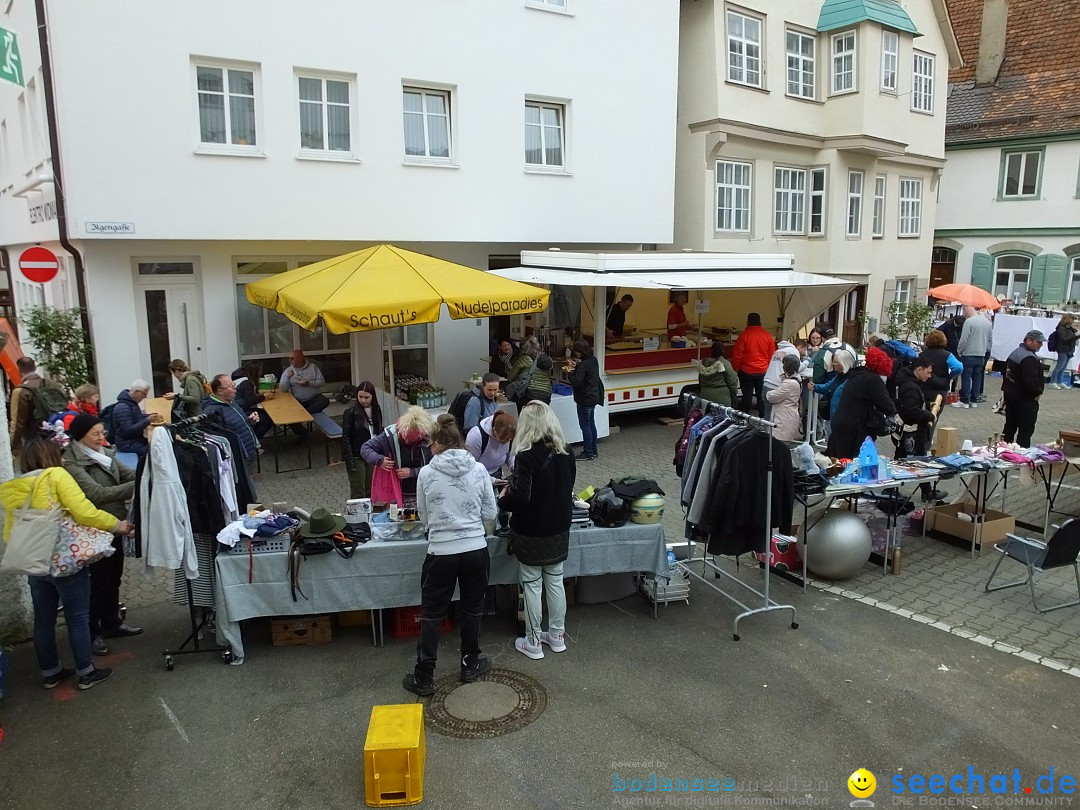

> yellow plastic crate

[{"left": 363, "top": 704, "right": 425, "bottom": 807}]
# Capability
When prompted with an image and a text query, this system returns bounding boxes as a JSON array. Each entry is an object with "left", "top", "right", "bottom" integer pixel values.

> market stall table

[
  {"left": 213, "top": 523, "right": 667, "bottom": 663},
  {"left": 260, "top": 391, "right": 314, "bottom": 473}
]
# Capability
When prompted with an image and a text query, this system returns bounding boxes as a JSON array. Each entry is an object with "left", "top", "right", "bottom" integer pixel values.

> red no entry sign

[{"left": 19, "top": 246, "right": 59, "bottom": 283}]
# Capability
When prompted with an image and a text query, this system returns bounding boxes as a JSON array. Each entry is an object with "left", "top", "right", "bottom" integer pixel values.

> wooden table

[{"left": 259, "top": 391, "right": 314, "bottom": 473}]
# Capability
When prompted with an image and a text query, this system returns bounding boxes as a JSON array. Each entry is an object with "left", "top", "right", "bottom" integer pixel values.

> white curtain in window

[
  {"left": 425, "top": 94, "right": 449, "bottom": 158},
  {"left": 299, "top": 77, "right": 324, "bottom": 149},
  {"left": 228, "top": 70, "right": 256, "bottom": 146},
  {"left": 197, "top": 67, "right": 226, "bottom": 143},
  {"left": 403, "top": 90, "right": 426, "bottom": 156}
]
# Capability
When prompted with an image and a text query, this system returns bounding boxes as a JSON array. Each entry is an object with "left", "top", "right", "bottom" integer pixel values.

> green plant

[
  {"left": 884, "top": 299, "right": 934, "bottom": 343},
  {"left": 19, "top": 306, "right": 92, "bottom": 388}
]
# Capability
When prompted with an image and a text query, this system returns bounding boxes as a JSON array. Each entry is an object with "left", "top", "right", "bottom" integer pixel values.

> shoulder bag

[
  {"left": 0, "top": 472, "right": 61, "bottom": 577},
  {"left": 505, "top": 359, "right": 534, "bottom": 403}
]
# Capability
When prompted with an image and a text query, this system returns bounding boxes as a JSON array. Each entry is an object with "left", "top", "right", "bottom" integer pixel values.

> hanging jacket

[
  {"left": 62, "top": 443, "right": 136, "bottom": 520},
  {"left": 499, "top": 442, "right": 576, "bottom": 566},
  {"left": 416, "top": 448, "right": 497, "bottom": 555},
  {"left": 112, "top": 389, "right": 152, "bottom": 455},
  {"left": 139, "top": 427, "right": 197, "bottom": 579},
  {"left": 0, "top": 466, "right": 120, "bottom": 541}
]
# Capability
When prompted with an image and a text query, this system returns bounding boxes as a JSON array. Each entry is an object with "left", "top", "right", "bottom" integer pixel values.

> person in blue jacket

[
  {"left": 201, "top": 375, "right": 260, "bottom": 462},
  {"left": 112, "top": 381, "right": 163, "bottom": 458}
]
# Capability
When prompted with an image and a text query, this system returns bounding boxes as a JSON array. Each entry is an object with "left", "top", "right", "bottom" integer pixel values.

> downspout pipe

[{"left": 35, "top": 0, "right": 96, "bottom": 381}]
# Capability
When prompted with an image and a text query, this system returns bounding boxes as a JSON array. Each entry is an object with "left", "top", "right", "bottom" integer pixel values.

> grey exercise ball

[{"left": 805, "top": 510, "right": 872, "bottom": 579}]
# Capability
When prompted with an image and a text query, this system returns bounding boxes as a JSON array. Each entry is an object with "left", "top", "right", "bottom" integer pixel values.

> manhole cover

[{"left": 423, "top": 668, "right": 547, "bottom": 739}]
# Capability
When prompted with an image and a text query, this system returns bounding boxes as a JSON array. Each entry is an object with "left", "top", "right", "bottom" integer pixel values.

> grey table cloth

[{"left": 214, "top": 523, "right": 667, "bottom": 662}]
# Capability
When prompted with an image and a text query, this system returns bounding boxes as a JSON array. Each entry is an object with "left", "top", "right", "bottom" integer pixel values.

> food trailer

[{"left": 493, "top": 251, "right": 857, "bottom": 414}]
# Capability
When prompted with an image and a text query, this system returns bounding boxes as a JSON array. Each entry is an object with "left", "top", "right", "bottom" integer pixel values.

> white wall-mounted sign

[
  {"left": 694, "top": 298, "right": 710, "bottom": 314},
  {"left": 85, "top": 221, "right": 136, "bottom": 235}
]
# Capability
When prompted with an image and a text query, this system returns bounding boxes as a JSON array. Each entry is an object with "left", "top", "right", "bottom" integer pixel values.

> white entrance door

[{"left": 138, "top": 285, "right": 206, "bottom": 397}]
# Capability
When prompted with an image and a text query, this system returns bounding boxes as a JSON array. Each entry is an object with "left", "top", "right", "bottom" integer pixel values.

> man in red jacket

[{"left": 731, "top": 312, "right": 777, "bottom": 416}]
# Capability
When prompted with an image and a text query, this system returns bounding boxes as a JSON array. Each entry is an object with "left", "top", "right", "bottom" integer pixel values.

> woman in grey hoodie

[{"left": 403, "top": 414, "right": 498, "bottom": 697}]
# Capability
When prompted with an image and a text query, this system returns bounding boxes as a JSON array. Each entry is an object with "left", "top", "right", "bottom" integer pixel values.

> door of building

[
  {"left": 930, "top": 247, "right": 957, "bottom": 291},
  {"left": 137, "top": 284, "right": 206, "bottom": 397},
  {"left": 842, "top": 284, "right": 868, "bottom": 346}
]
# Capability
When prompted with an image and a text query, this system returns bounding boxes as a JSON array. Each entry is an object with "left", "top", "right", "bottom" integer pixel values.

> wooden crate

[{"left": 271, "top": 615, "right": 333, "bottom": 647}]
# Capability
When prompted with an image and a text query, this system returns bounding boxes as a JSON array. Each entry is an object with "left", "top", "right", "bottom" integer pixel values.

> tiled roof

[
  {"left": 946, "top": 0, "right": 1080, "bottom": 144},
  {"left": 817, "top": 0, "right": 921, "bottom": 35}
]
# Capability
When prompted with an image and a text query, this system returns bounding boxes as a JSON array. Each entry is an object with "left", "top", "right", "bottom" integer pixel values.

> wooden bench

[{"left": 311, "top": 410, "right": 343, "bottom": 466}]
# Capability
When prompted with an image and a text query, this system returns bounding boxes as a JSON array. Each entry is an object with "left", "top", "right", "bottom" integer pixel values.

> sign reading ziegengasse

[
  {"left": 0, "top": 27, "right": 23, "bottom": 87},
  {"left": 85, "top": 221, "right": 136, "bottom": 235}
]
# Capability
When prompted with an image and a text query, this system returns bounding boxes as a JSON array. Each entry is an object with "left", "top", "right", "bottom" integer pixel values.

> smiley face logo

[{"left": 848, "top": 768, "right": 877, "bottom": 799}]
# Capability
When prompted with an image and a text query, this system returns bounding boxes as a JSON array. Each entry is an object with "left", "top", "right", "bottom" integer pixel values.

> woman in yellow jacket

[{"left": 1, "top": 437, "right": 133, "bottom": 691}]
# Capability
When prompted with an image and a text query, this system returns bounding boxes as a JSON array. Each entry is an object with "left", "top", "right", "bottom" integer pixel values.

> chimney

[{"left": 975, "top": 0, "right": 1008, "bottom": 86}]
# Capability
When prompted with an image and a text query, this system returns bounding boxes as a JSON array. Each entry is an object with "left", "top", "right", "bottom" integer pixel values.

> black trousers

[
  {"left": 89, "top": 534, "right": 124, "bottom": 633},
  {"left": 415, "top": 547, "right": 489, "bottom": 675},
  {"left": 1003, "top": 394, "right": 1039, "bottom": 448},
  {"left": 738, "top": 372, "right": 766, "bottom": 416}
]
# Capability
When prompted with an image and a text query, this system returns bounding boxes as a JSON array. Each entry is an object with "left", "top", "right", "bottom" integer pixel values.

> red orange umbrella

[{"left": 928, "top": 283, "right": 1000, "bottom": 311}]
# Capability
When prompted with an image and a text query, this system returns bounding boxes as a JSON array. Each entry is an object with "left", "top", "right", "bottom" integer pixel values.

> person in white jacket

[
  {"left": 761, "top": 340, "right": 801, "bottom": 421},
  {"left": 403, "top": 414, "right": 498, "bottom": 697}
]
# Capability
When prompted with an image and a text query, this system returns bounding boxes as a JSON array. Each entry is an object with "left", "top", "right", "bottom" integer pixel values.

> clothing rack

[
  {"left": 162, "top": 414, "right": 233, "bottom": 668},
  {"left": 680, "top": 393, "right": 799, "bottom": 641}
]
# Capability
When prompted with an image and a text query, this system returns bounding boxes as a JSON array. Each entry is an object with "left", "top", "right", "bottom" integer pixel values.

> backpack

[
  {"left": 447, "top": 389, "right": 478, "bottom": 433},
  {"left": 1048, "top": 329, "right": 1059, "bottom": 353},
  {"left": 190, "top": 370, "right": 211, "bottom": 395},
  {"left": 19, "top": 383, "right": 71, "bottom": 425},
  {"left": 504, "top": 364, "right": 533, "bottom": 403},
  {"left": 99, "top": 403, "right": 117, "bottom": 444},
  {"left": 812, "top": 340, "right": 855, "bottom": 384},
  {"left": 881, "top": 339, "right": 917, "bottom": 377}
]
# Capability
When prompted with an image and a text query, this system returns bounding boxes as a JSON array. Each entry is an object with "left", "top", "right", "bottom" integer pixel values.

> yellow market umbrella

[{"left": 246, "top": 244, "right": 549, "bottom": 334}]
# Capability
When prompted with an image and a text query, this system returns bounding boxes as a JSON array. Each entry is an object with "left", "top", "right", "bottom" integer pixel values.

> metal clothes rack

[
  {"left": 680, "top": 394, "right": 799, "bottom": 641},
  {"left": 161, "top": 413, "right": 233, "bottom": 669}
]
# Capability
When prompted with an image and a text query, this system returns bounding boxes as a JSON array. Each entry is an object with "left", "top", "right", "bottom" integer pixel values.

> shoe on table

[
  {"left": 460, "top": 655, "right": 492, "bottom": 682},
  {"left": 78, "top": 667, "right": 113, "bottom": 690},
  {"left": 402, "top": 672, "right": 434, "bottom": 697},
  {"left": 539, "top": 630, "right": 567, "bottom": 653},
  {"left": 514, "top": 637, "right": 544, "bottom": 660},
  {"left": 102, "top": 623, "right": 143, "bottom": 638},
  {"left": 42, "top": 667, "right": 76, "bottom": 690},
  {"left": 949, "top": 401, "right": 969, "bottom": 409},
  {"left": 92, "top": 636, "right": 110, "bottom": 656}
]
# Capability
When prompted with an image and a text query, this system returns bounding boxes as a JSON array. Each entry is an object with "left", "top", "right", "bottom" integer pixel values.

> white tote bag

[{"left": 0, "top": 471, "right": 63, "bottom": 577}]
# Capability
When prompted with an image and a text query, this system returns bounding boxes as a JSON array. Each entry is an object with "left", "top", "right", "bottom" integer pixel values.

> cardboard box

[
  {"left": 337, "top": 609, "right": 372, "bottom": 628},
  {"left": 642, "top": 336, "right": 660, "bottom": 351},
  {"left": 932, "top": 426, "right": 959, "bottom": 457},
  {"left": 271, "top": 615, "right": 333, "bottom": 647},
  {"left": 926, "top": 503, "right": 1015, "bottom": 547},
  {"left": 1059, "top": 430, "right": 1080, "bottom": 458}
]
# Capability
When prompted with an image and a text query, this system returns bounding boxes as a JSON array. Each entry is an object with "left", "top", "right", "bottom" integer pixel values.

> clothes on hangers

[{"left": 140, "top": 427, "right": 198, "bottom": 579}]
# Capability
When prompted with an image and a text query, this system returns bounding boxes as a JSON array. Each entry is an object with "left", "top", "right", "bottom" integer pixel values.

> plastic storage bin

[{"left": 363, "top": 704, "right": 425, "bottom": 807}]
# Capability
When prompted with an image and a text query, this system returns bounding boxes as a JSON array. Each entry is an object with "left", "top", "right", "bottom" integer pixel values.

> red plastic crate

[{"left": 390, "top": 605, "right": 453, "bottom": 639}]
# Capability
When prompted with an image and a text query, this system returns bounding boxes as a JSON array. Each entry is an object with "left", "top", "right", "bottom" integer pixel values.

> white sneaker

[
  {"left": 1050, "top": 383, "right": 1063, "bottom": 389},
  {"left": 969, "top": 402, "right": 978, "bottom": 408},
  {"left": 539, "top": 630, "right": 567, "bottom": 653},
  {"left": 950, "top": 402, "right": 969, "bottom": 409},
  {"left": 515, "top": 637, "right": 544, "bottom": 659}
]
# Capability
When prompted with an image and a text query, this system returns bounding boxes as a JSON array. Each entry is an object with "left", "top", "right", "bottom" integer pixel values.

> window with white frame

[
  {"left": 993, "top": 255, "right": 1032, "bottom": 300},
  {"left": 1001, "top": 150, "right": 1041, "bottom": 198},
  {"left": 872, "top": 174, "right": 886, "bottom": 237},
  {"left": 527, "top": 0, "right": 566, "bottom": 8},
  {"left": 846, "top": 170, "right": 864, "bottom": 237},
  {"left": 785, "top": 29, "right": 815, "bottom": 99},
  {"left": 524, "top": 101, "right": 564, "bottom": 168},
  {"left": 403, "top": 87, "right": 451, "bottom": 160},
  {"left": 195, "top": 63, "right": 257, "bottom": 147},
  {"left": 911, "top": 52, "right": 934, "bottom": 113},
  {"left": 297, "top": 75, "right": 352, "bottom": 154},
  {"left": 715, "top": 159, "right": 752, "bottom": 232},
  {"left": 831, "top": 31, "right": 856, "bottom": 94},
  {"left": 893, "top": 277, "right": 913, "bottom": 324},
  {"left": 881, "top": 30, "right": 898, "bottom": 93},
  {"left": 1068, "top": 256, "right": 1080, "bottom": 302},
  {"left": 898, "top": 178, "right": 922, "bottom": 237},
  {"left": 809, "top": 167, "right": 826, "bottom": 235},
  {"left": 774, "top": 167, "right": 806, "bottom": 235},
  {"left": 727, "top": 10, "right": 763, "bottom": 87}
]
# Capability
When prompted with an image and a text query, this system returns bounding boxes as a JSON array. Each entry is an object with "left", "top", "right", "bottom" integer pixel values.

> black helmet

[{"left": 589, "top": 488, "right": 630, "bottom": 528}]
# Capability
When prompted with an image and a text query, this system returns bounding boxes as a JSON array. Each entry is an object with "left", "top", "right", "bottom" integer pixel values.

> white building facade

[
  {"left": 934, "top": 0, "right": 1080, "bottom": 307},
  {"left": 674, "top": 0, "right": 960, "bottom": 342},
  {"left": 0, "top": 0, "right": 678, "bottom": 400}
]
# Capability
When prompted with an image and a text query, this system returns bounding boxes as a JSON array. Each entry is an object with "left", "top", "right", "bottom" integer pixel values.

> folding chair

[{"left": 984, "top": 520, "right": 1080, "bottom": 613}]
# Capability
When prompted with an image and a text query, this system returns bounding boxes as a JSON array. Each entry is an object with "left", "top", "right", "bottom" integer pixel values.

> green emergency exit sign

[{"left": 1, "top": 27, "right": 23, "bottom": 87}]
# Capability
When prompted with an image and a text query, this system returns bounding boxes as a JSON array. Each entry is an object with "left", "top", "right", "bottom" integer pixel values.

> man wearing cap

[{"left": 1002, "top": 330, "right": 1046, "bottom": 447}]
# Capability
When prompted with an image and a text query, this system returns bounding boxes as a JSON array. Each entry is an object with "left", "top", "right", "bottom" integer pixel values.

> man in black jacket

[
  {"left": 893, "top": 356, "right": 945, "bottom": 502},
  {"left": 1002, "top": 330, "right": 1046, "bottom": 447}
]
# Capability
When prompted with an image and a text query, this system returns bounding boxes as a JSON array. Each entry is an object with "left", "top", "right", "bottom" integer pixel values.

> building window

[
  {"left": 831, "top": 31, "right": 856, "bottom": 95},
  {"left": 297, "top": 75, "right": 352, "bottom": 154},
  {"left": 911, "top": 52, "right": 934, "bottom": 113},
  {"left": 524, "top": 101, "right": 564, "bottom": 167},
  {"left": 893, "top": 278, "right": 912, "bottom": 325},
  {"left": 881, "top": 30, "right": 898, "bottom": 93},
  {"left": 384, "top": 324, "right": 432, "bottom": 383},
  {"left": 526, "top": 0, "right": 567, "bottom": 8},
  {"left": 846, "top": 170, "right": 864, "bottom": 238},
  {"left": 715, "top": 159, "right": 752, "bottom": 233},
  {"left": 993, "top": 255, "right": 1032, "bottom": 300},
  {"left": 195, "top": 63, "right": 257, "bottom": 147},
  {"left": 898, "top": 178, "right": 922, "bottom": 237},
  {"left": 403, "top": 87, "right": 451, "bottom": 161},
  {"left": 1000, "top": 150, "right": 1041, "bottom": 198},
  {"left": 727, "top": 10, "right": 763, "bottom": 88},
  {"left": 872, "top": 175, "right": 886, "bottom": 237},
  {"left": 785, "top": 30, "right": 815, "bottom": 99},
  {"left": 774, "top": 167, "right": 806, "bottom": 235},
  {"left": 1068, "top": 257, "right": 1080, "bottom": 303},
  {"left": 809, "top": 167, "right": 826, "bottom": 235}
]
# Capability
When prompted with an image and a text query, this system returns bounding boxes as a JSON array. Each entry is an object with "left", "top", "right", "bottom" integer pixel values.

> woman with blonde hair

[
  {"left": 498, "top": 401, "right": 576, "bottom": 660},
  {"left": 361, "top": 405, "right": 435, "bottom": 506},
  {"left": 1049, "top": 313, "right": 1078, "bottom": 389},
  {"left": 403, "top": 414, "right": 497, "bottom": 696}
]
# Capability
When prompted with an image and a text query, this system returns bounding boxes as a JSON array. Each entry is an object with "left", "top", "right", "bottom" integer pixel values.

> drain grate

[{"left": 423, "top": 668, "right": 547, "bottom": 739}]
